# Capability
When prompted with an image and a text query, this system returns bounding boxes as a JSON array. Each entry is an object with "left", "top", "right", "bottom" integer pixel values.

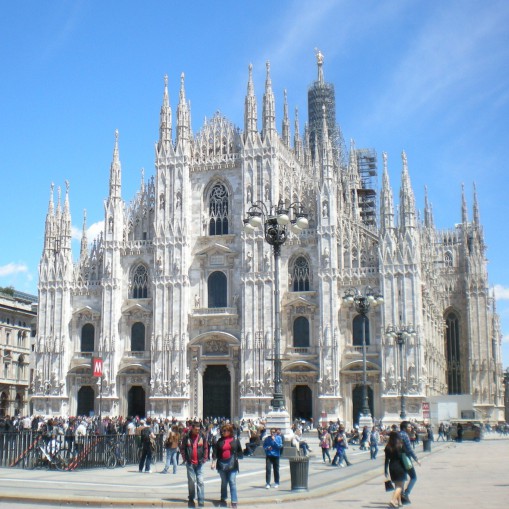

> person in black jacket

[
  {"left": 181, "top": 421, "right": 209, "bottom": 508},
  {"left": 211, "top": 424, "right": 243, "bottom": 508}
]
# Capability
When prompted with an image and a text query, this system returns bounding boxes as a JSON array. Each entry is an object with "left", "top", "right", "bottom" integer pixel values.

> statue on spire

[{"left": 315, "top": 48, "right": 324, "bottom": 83}]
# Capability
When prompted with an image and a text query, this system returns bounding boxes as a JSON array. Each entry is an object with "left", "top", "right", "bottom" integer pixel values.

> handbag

[
  {"left": 385, "top": 480, "right": 395, "bottom": 492},
  {"left": 401, "top": 452, "right": 413, "bottom": 470},
  {"left": 217, "top": 456, "right": 236, "bottom": 472}
]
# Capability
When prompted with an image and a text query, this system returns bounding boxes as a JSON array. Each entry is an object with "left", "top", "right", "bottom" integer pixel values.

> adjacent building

[
  {"left": 31, "top": 54, "right": 504, "bottom": 424},
  {"left": 0, "top": 289, "right": 37, "bottom": 417}
]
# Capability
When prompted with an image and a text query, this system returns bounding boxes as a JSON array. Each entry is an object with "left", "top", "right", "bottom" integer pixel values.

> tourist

[
  {"left": 181, "top": 421, "right": 208, "bottom": 508},
  {"left": 161, "top": 424, "right": 180, "bottom": 474},
  {"left": 399, "top": 421, "right": 421, "bottom": 505},
  {"left": 138, "top": 418, "right": 155, "bottom": 473},
  {"left": 319, "top": 428, "right": 332, "bottom": 463},
  {"left": 369, "top": 425, "right": 380, "bottom": 460},
  {"left": 263, "top": 428, "right": 283, "bottom": 488},
  {"left": 211, "top": 423, "right": 243, "bottom": 508},
  {"left": 384, "top": 431, "right": 407, "bottom": 507}
]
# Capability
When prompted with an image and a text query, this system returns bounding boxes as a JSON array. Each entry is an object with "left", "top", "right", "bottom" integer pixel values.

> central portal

[
  {"left": 203, "top": 365, "right": 231, "bottom": 419},
  {"left": 128, "top": 386, "right": 146, "bottom": 418}
]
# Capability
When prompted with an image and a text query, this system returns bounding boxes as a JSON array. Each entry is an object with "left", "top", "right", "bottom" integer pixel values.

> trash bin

[
  {"left": 423, "top": 439, "right": 431, "bottom": 452},
  {"left": 289, "top": 456, "right": 309, "bottom": 492}
]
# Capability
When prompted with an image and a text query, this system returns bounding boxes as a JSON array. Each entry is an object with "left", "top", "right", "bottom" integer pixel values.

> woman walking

[
  {"left": 161, "top": 425, "right": 180, "bottom": 474},
  {"left": 319, "top": 429, "right": 332, "bottom": 463},
  {"left": 384, "top": 431, "right": 407, "bottom": 507},
  {"left": 211, "top": 423, "right": 243, "bottom": 508}
]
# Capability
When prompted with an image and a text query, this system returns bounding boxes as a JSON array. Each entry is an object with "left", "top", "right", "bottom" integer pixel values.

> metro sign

[{"left": 92, "top": 357, "right": 103, "bottom": 377}]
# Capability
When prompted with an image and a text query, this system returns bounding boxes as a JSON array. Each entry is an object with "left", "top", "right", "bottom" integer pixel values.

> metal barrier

[{"left": 0, "top": 432, "right": 166, "bottom": 470}]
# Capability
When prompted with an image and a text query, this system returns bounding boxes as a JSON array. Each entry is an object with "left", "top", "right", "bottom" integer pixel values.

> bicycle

[
  {"left": 28, "top": 441, "right": 69, "bottom": 471},
  {"left": 105, "top": 438, "right": 127, "bottom": 469}
]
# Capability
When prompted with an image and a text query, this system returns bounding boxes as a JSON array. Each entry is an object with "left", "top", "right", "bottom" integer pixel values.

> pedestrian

[
  {"left": 291, "top": 428, "right": 312, "bottom": 456},
  {"left": 319, "top": 428, "right": 332, "bottom": 463},
  {"left": 138, "top": 418, "right": 155, "bottom": 473},
  {"left": 331, "top": 426, "right": 352, "bottom": 467},
  {"left": 211, "top": 423, "right": 243, "bottom": 508},
  {"left": 263, "top": 428, "right": 283, "bottom": 489},
  {"left": 369, "top": 426, "right": 379, "bottom": 460},
  {"left": 437, "top": 422, "right": 445, "bottom": 441},
  {"left": 399, "top": 421, "right": 421, "bottom": 505},
  {"left": 384, "top": 431, "right": 407, "bottom": 508},
  {"left": 181, "top": 421, "right": 209, "bottom": 508},
  {"left": 161, "top": 424, "right": 180, "bottom": 474}
]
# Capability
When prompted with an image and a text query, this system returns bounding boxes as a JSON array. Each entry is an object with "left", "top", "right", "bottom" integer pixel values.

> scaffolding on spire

[{"left": 354, "top": 148, "right": 378, "bottom": 228}]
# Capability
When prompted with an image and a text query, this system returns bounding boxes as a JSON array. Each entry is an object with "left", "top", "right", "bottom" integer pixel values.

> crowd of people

[{"left": 0, "top": 413, "right": 507, "bottom": 508}]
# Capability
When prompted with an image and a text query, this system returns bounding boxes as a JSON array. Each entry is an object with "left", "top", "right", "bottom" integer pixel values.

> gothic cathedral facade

[{"left": 32, "top": 55, "right": 504, "bottom": 425}]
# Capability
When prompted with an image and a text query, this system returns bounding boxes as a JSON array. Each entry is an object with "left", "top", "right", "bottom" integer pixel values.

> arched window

[
  {"left": 81, "top": 324, "right": 95, "bottom": 352},
  {"left": 131, "top": 322, "right": 145, "bottom": 352},
  {"left": 292, "top": 256, "right": 310, "bottom": 291},
  {"left": 132, "top": 264, "right": 148, "bottom": 298},
  {"left": 446, "top": 312, "right": 462, "bottom": 394},
  {"left": 352, "top": 315, "right": 370, "bottom": 346},
  {"left": 444, "top": 251, "right": 453, "bottom": 267},
  {"left": 17, "top": 355, "right": 25, "bottom": 379},
  {"left": 208, "top": 183, "right": 229, "bottom": 235},
  {"left": 208, "top": 271, "right": 227, "bottom": 308},
  {"left": 293, "top": 317, "right": 310, "bottom": 348}
]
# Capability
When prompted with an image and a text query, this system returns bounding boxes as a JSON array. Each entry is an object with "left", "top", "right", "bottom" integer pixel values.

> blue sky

[{"left": 1, "top": 1, "right": 508, "bottom": 366}]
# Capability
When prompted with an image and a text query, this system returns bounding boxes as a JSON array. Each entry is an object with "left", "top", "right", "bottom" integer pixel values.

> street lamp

[
  {"left": 244, "top": 198, "right": 308, "bottom": 411},
  {"left": 386, "top": 325, "right": 416, "bottom": 419},
  {"left": 342, "top": 286, "right": 383, "bottom": 422}
]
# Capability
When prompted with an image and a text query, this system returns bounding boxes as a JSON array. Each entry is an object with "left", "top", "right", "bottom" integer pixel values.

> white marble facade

[{"left": 32, "top": 56, "right": 504, "bottom": 425}]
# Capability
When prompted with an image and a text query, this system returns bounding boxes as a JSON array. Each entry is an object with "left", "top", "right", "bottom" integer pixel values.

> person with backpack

[
  {"left": 180, "top": 421, "right": 209, "bottom": 508},
  {"left": 138, "top": 418, "right": 155, "bottom": 473}
]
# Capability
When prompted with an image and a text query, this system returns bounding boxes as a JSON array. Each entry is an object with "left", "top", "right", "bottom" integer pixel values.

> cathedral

[{"left": 32, "top": 53, "right": 504, "bottom": 425}]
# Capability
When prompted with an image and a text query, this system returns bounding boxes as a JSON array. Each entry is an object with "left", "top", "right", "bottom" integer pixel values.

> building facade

[
  {"left": 0, "top": 289, "right": 36, "bottom": 417},
  {"left": 32, "top": 55, "right": 504, "bottom": 424}
]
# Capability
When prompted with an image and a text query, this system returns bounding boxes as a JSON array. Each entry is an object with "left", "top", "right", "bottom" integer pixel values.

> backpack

[{"left": 141, "top": 426, "right": 151, "bottom": 443}]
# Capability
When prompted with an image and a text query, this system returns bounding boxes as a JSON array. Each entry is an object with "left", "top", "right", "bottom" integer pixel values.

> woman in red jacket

[{"left": 211, "top": 424, "right": 243, "bottom": 508}]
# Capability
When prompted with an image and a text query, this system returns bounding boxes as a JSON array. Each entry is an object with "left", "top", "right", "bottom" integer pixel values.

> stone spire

[
  {"left": 176, "top": 72, "right": 190, "bottom": 145},
  {"left": 424, "top": 185, "right": 434, "bottom": 228},
  {"left": 399, "top": 150, "right": 416, "bottom": 230},
  {"left": 461, "top": 183, "right": 468, "bottom": 223},
  {"left": 262, "top": 61, "right": 276, "bottom": 139},
  {"left": 244, "top": 63, "right": 258, "bottom": 140},
  {"left": 158, "top": 74, "right": 172, "bottom": 152},
  {"left": 282, "top": 89, "right": 290, "bottom": 147},
  {"left": 80, "top": 209, "right": 88, "bottom": 259},
  {"left": 61, "top": 180, "right": 72, "bottom": 251},
  {"left": 43, "top": 183, "right": 55, "bottom": 254},
  {"left": 109, "top": 130, "right": 122, "bottom": 200},
  {"left": 380, "top": 152, "right": 395, "bottom": 232},
  {"left": 321, "top": 104, "right": 333, "bottom": 180},
  {"left": 473, "top": 182, "right": 480, "bottom": 225},
  {"left": 294, "top": 107, "right": 303, "bottom": 161}
]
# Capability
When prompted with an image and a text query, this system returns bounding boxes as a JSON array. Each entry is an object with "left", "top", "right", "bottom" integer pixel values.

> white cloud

[
  {"left": 0, "top": 263, "right": 28, "bottom": 277},
  {"left": 494, "top": 285, "right": 509, "bottom": 301},
  {"left": 72, "top": 220, "right": 104, "bottom": 243}
]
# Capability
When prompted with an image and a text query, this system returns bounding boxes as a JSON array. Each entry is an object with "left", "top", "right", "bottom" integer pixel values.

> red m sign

[{"left": 92, "top": 357, "right": 103, "bottom": 377}]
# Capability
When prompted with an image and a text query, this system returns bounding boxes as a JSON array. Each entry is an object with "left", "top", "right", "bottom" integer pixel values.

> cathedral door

[
  {"left": 128, "top": 386, "right": 146, "bottom": 418},
  {"left": 352, "top": 385, "right": 373, "bottom": 426},
  {"left": 203, "top": 365, "right": 231, "bottom": 419},
  {"left": 292, "top": 385, "right": 312, "bottom": 421},
  {"left": 77, "top": 386, "right": 95, "bottom": 417}
]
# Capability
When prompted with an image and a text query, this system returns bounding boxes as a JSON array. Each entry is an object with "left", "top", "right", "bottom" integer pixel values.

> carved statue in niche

[
  {"left": 194, "top": 294, "right": 200, "bottom": 308},
  {"left": 322, "top": 201, "right": 329, "bottom": 218},
  {"left": 323, "top": 247, "right": 330, "bottom": 267},
  {"left": 246, "top": 252, "right": 252, "bottom": 271},
  {"left": 388, "top": 364, "right": 396, "bottom": 391},
  {"left": 204, "top": 339, "right": 228, "bottom": 354},
  {"left": 264, "top": 251, "right": 270, "bottom": 271},
  {"left": 246, "top": 186, "right": 252, "bottom": 204}
]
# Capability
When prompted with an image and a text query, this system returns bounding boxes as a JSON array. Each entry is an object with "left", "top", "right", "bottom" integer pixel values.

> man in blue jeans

[
  {"left": 399, "top": 421, "right": 421, "bottom": 505},
  {"left": 263, "top": 428, "right": 283, "bottom": 488},
  {"left": 181, "top": 422, "right": 209, "bottom": 508}
]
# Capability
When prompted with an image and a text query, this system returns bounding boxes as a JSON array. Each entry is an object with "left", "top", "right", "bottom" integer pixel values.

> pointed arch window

[
  {"left": 208, "top": 271, "right": 227, "bottom": 308},
  {"left": 132, "top": 264, "right": 148, "bottom": 298},
  {"left": 293, "top": 317, "right": 310, "bottom": 348},
  {"left": 81, "top": 323, "right": 95, "bottom": 353},
  {"left": 352, "top": 315, "right": 370, "bottom": 346},
  {"left": 131, "top": 322, "right": 145, "bottom": 352},
  {"left": 444, "top": 251, "right": 453, "bottom": 268},
  {"left": 208, "top": 183, "right": 229, "bottom": 235},
  {"left": 291, "top": 256, "right": 310, "bottom": 291},
  {"left": 446, "top": 312, "right": 462, "bottom": 394}
]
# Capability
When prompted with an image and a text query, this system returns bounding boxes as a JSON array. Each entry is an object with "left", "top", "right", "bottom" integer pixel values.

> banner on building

[
  {"left": 92, "top": 357, "right": 103, "bottom": 377},
  {"left": 422, "top": 401, "right": 430, "bottom": 419}
]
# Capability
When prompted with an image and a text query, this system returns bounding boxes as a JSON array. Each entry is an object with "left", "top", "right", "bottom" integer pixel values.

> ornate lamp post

[
  {"left": 386, "top": 325, "right": 416, "bottom": 419},
  {"left": 244, "top": 198, "right": 308, "bottom": 412},
  {"left": 342, "top": 286, "right": 383, "bottom": 422}
]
